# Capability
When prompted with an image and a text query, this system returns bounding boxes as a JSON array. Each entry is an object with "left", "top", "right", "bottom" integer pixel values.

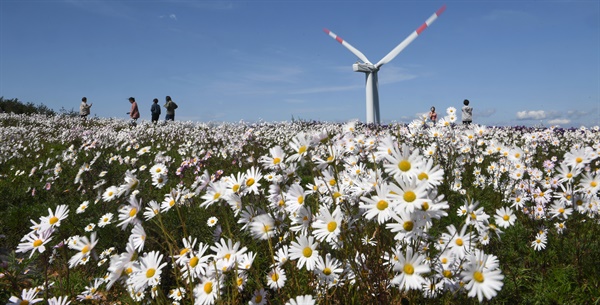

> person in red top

[{"left": 128, "top": 97, "right": 140, "bottom": 125}]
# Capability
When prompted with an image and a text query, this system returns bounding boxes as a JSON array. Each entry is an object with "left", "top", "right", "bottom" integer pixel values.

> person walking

[
  {"left": 462, "top": 99, "right": 473, "bottom": 125},
  {"left": 150, "top": 98, "right": 161, "bottom": 124},
  {"left": 128, "top": 97, "right": 140, "bottom": 125},
  {"left": 428, "top": 106, "right": 438, "bottom": 123},
  {"left": 79, "top": 97, "right": 92, "bottom": 119},
  {"left": 164, "top": 95, "right": 178, "bottom": 121}
]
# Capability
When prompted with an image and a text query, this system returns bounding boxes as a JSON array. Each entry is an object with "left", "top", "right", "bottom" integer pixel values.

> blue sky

[{"left": 1, "top": 0, "right": 599, "bottom": 127}]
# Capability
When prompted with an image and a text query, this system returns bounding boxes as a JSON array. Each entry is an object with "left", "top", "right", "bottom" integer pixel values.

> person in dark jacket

[
  {"left": 164, "top": 95, "right": 178, "bottom": 121},
  {"left": 151, "top": 98, "right": 161, "bottom": 124}
]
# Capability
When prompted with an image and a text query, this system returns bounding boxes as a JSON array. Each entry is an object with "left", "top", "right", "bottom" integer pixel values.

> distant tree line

[{"left": 0, "top": 97, "right": 78, "bottom": 117}]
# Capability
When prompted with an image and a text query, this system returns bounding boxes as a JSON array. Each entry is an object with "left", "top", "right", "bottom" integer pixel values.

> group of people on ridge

[
  {"left": 79, "top": 96, "right": 178, "bottom": 124},
  {"left": 428, "top": 99, "right": 473, "bottom": 125}
]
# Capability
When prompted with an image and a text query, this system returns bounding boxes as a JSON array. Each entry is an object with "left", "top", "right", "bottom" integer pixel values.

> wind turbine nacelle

[{"left": 353, "top": 62, "right": 378, "bottom": 73}]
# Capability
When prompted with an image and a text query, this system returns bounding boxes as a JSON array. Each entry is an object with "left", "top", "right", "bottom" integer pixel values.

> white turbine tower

[{"left": 324, "top": 5, "right": 446, "bottom": 124}]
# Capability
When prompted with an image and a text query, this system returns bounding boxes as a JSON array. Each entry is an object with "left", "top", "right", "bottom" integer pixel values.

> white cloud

[
  {"left": 476, "top": 108, "right": 496, "bottom": 118},
  {"left": 291, "top": 84, "right": 361, "bottom": 95},
  {"left": 378, "top": 66, "right": 418, "bottom": 85},
  {"left": 516, "top": 110, "right": 550, "bottom": 120},
  {"left": 243, "top": 66, "right": 304, "bottom": 83},
  {"left": 159, "top": 14, "right": 178, "bottom": 21},
  {"left": 566, "top": 110, "right": 591, "bottom": 118},
  {"left": 516, "top": 110, "right": 546, "bottom": 120},
  {"left": 548, "top": 119, "right": 571, "bottom": 125}
]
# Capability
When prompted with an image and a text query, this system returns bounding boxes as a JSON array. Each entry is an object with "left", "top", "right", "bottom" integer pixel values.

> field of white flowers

[{"left": 1, "top": 110, "right": 599, "bottom": 304}]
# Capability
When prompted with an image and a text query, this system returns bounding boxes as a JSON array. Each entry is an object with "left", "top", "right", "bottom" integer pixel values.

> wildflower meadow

[{"left": 1, "top": 110, "right": 599, "bottom": 304}]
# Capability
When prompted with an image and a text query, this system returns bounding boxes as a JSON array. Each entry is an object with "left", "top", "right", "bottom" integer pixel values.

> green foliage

[{"left": 0, "top": 97, "right": 56, "bottom": 116}]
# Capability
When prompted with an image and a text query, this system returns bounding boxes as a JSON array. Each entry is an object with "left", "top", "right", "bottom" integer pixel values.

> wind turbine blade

[
  {"left": 323, "top": 28, "right": 371, "bottom": 64},
  {"left": 375, "top": 5, "right": 446, "bottom": 68}
]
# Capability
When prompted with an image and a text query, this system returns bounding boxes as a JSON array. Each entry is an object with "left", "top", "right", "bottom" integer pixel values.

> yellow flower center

[
  {"left": 81, "top": 245, "right": 90, "bottom": 254},
  {"left": 377, "top": 200, "right": 388, "bottom": 210},
  {"left": 224, "top": 253, "right": 231, "bottom": 260},
  {"left": 403, "top": 191, "right": 416, "bottom": 203},
  {"left": 246, "top": 178, "right": 255, "bottom": 187},
  {"left": 297, "top": 196, "right": 304, "bottom": 204},
  {"left": 327, "top": 221, "right": 337, "bottom": 232},
  {"left": 455, "top": 238, "right": 464, "bottom": 246},
  {"left": 575, "top": 157, "right": 583, "bottom": 164},
  {"left": 232, "top": 184, "right": 240, "bottom": 192},
  {"left": 329, "top": 179, "right": 336, "bottom": 186},
  {"left": 273, "top": 157, "right": 281, "bottom": 164},
  {"left": 33, "top": 240, "right": 43, "bottom": 247},
  {"left": 333, "top": 192, "right": 341, "bottom": 199},
  {"left": 203, "top": 282, "right": 213, "bottom": 294},
  {"left": 179, "top": 248, "right": 189, "bottom": 256},
  {"left": 398, "top": 160, "right": 411, "bottom": 172},
  {"left": 473, "top": 271, "right": 484, "bottom": 283},
  {"left": 20, "top": 301, "right": 30, "bottom": 305},
  {"left": 403, "top": 221, "right": 414, "bottom": 231},
  {"left": 403, "top": 263, "right": 414, "bottom": 275},
  {"left": 323, "top": 267, "right": 332, "bottom": 275},
  {"left": 443, "top": 270, "right": 452, "bottom": 278},
  {"left": 422, "top": 201, "right": 429, "bottom": 211},
  {"left": 271, "top": 273, "right": 279, "bottom": 281},
  {"left": 146, "top": 268, "right": 156, "bottom": 278},
  {"left": 129, "top": 208, "right": 137, "bottom": 217},
  {"left": 441, "top": 257, "right": 448, "bottom": 264},
  {"left": 189, "top": 256, "right": 199, "bottom": 268},
  {"left": 503, "top": 215, "right": 510, "bottom": 221},
  {"left": 263, "top": 224, "right": 271, "bottom": 233},
  {"left": 591, "top": 181, "right": 598, "bottom": 188},
  {"left": 418, "top": 172, "right": 429, "bottom": 180},
  {"left": 213, "top": 192, "right": 221, "bottom": 200},
  {"left": 125, "top": 267, "right": 133, "bottom": 274},
  {"left": 302, "top": 247, "right": 313, "bottom": 258},
  {"left": 255, "top": 295, "right": 263, "bottom": 303},
  {"left": 558, "top": 208, "right": 565, "bottom": 214},
  {"left": 49, "top": 216, "right": 59, "bottom": 225},
  {"left": 298, "top": 146, "right": 307, "bottom": 154}
]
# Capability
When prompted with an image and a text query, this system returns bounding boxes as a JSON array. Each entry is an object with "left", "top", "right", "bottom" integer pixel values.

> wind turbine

[{"left": 324, "top": 5, "right": 446, "bottom": 124}]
